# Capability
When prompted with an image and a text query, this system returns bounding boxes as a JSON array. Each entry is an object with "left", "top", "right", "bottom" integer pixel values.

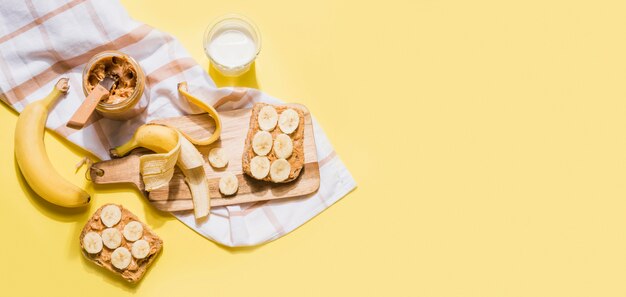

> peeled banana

[
  {"left": 110, "top": 82, "right": 222, "bottom": 219},
  {"left": 14, "top": 78, "right": 90, "bottom": 208},
  {"left": 178, "top": 136, "right": 210, "bottom": 218},
  {"left": 111, "top": 124, "right": 211, "bottom": 219}
]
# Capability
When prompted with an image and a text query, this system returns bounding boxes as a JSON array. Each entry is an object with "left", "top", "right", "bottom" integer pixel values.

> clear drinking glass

[{"left": 203, "top": 14, "right": 261, "bottom": 76}]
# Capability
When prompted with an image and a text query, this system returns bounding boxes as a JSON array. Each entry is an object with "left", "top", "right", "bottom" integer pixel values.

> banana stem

[
  {"left": 110, "top": 140, "right": 137, "bottom": 157},
  {"left": 41, "top": 78, "right": 70, "bottom": 109}
]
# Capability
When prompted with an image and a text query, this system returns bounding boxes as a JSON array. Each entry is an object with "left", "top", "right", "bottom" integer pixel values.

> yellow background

[{"left": 2, "top": 0, "right": 626, "bottom": 296}]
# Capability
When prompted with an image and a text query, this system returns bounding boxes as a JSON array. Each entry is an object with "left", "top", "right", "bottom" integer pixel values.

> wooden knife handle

[{"left": 66, "top": 84, "right": 109, "bottom": 129}]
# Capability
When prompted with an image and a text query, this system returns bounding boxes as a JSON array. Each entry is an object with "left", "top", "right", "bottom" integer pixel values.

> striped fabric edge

[
  {"left": 0, "top": 0, "right": 87, "bottom": 45},
  {"left": 1, "top": 24, "right": 154, "bottom": 108}
]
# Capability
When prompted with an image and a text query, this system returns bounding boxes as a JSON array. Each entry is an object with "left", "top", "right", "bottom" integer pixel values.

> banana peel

[
  {"left": 176, "top": 82, "right": 222, "bottom": 146},
  {"left": 139, "top": 136, "right": 181, "bottom": 191}
]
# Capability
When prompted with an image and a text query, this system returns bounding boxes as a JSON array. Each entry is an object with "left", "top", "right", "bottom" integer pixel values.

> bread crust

[
  {"left": 79, "top": 204, "right": 162, "bottom": 283},
  {"left": 242, "top": 103, "right": 305, "bottom": 183}
]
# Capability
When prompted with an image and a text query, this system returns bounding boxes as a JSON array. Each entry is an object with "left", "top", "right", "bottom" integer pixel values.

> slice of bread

[
  {"left": 79, "top": 204, "right": 162, "bottom": 283},
  {"left": 242, "top": 103, "right": 305, "bottom": 183}
]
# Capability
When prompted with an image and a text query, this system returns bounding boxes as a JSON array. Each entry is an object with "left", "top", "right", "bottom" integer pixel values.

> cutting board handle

[{"left": 90, "top": 153, "right": 142, "bottom": 189}]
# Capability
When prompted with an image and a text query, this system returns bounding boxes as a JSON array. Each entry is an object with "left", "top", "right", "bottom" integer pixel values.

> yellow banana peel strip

[
  {"left": 139, "top": 135, "right": 181, "bottom": 191},
  {"left": 176, "top": 82, "right": 222, "bottom": 146}
]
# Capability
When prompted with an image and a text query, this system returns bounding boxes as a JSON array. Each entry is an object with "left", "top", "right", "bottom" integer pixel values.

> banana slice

[
  {"left": 273, "top": 134, "right": 293, "bottom": 159},
  {"left": 208, "top": 147, "right": 228, "bottom": 168},
  {"left": 101, "top": 228, "right": 122, "bottom": 249},
  {"left": 258, "top": 105, "right": 278, "bottom": 131},
  {"left": 278, "top": 109, "right": 300, "bottom": 134},
  {"left": 219, "top": 173, "right": 239, "bottom": 196},
  {"left": 131, "top": 239, "right": 151, "bottom": 259},
  {"left": 123, "top": 221, "right": 143, "bottom": 242},
  {"left": 82, "top": 231, "right": 103, "bottom": 254},
  {"left": 250, "top": 156, "right": 270, "bottom": 179},
  {"left": 252, "top": 131, "right": 273, "bottom": 156},
  {"left": 100, "top": 205, "right": 122, "bottom": 227},
  {"left": 111, "top": 247, "right": 132, "bottom": 270},
  {"left": 270, "top": 158, "right": 291, "bottom": 182}
]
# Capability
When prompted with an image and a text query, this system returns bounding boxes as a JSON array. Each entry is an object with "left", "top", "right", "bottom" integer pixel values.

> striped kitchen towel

[{"left": 0, "top": 0, "right": 356, "bottom": 246}]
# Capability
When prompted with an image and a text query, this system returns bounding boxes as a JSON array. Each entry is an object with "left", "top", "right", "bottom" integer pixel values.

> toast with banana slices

[
  {"left": 242, "top": 103, "right": 305, "bottom": 183},
  {"left": 79, "top": 204, "right": 162, "bottom": 283}
]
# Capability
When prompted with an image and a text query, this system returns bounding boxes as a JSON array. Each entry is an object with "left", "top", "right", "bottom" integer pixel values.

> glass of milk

[{"left": 204, "top": 14, "right": 261, "bottom": 77}]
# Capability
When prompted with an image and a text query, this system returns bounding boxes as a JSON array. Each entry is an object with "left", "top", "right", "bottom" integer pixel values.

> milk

[
  {"left": 208, "top": 30, "right": 257, "bottom": 68},
  {"left": 204, "top": 15, "right": 261, "bottom": 76}
]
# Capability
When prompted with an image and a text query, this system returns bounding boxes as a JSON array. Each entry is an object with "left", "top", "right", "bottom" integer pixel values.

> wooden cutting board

[{"left": 90, "top": 104, "right": 320, "bottom": 212}]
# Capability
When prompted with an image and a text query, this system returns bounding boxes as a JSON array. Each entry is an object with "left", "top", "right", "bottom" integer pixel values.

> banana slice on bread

[
  {"left": 258, "top": 105, "right": 278, "bottom": 131},
  {"left": 273, "top": 134, "right": 293, "bottom": 159},
  {"left": 242, "top": 103, "right": 306, "bottom": 183},
  {"left": 79, "top": 204, "right": 162, "bottom": 283}
]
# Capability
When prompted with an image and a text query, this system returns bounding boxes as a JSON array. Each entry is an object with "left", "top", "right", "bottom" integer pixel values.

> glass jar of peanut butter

[{"left": 82, "top": 50, "right": 148, "bottom": 120}]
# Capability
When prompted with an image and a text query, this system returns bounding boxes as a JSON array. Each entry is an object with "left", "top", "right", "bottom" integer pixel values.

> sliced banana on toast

[
  {"left": 82, "top": 232, "right": 103, "bottom": 254},
  {"left": 123, "top": 221, "right": 143, "bottom": 242},
  {"left": 243, "top": 103, "right": 306, "bottom": 183},
  {"left": 100, "top": 204, "right": 122, "bottom": 227},
  {"left": 252, "top": 130, "right": 273, "bottom": 156},
  {"left": 250, "top": 156, "right": 270, "bottom": 179},
  {"left": 278, "top": 108, "right": 300, "bottom": 134},
  {"left": 270, "top": 159, "right": 291, "bottom": 182},
  {"left": 79, "top": 204, "right": 163, "bottom": 283},
  {"left": 131, "top": 239, "right": 151, "bottom": 259},
  {"left": 102, "top": 228, "right": 122, "bottom": 249},
  {"left": 111, "top": 247, "right": 132, "bottom": 270},
  {"left": 273, "top": 133, "right": 293, "bottom": 159},
  {"left": 258, "top": 105, "right": 278, "bottom": 131}
]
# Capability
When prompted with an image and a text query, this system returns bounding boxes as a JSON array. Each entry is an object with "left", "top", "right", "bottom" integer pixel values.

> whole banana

[{"left": 14, "top": 78, "right": 90, "bottom": 207}]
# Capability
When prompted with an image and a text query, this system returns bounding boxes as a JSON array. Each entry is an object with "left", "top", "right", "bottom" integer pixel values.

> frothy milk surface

[{"left": 208, "top": 29, "right": 257, "bottom": 68}]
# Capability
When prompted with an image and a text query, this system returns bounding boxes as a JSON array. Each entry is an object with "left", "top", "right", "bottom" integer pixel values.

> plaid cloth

[{"left": 0, "top": 0, "right": 356, "bottom": 246}]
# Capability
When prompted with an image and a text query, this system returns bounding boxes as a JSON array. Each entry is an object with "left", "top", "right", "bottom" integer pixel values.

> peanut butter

[{"left": 84, "top": 55, "right": 138, "bottom": 105}]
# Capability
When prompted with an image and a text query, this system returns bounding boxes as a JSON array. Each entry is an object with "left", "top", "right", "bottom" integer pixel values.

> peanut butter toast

[
  {"left": 242, "top": 103, "right": 305, "bottom": 183},
  {"left": 79, "top": 204, "right": 162, "bottom": 283}
]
